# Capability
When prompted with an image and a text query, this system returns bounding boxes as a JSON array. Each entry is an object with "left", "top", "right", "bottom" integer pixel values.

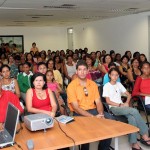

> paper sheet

[{"left": 145, "top": 96, "right": 150, "bottom": 105}]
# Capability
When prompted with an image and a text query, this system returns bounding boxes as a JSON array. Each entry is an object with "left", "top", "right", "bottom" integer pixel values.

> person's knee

[{"left": 129, "top": 108, "right": 139, "bottom": 115}]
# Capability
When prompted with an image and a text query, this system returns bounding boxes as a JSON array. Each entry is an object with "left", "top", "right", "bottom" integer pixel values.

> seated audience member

[
  {"left": 98, "top": 54, "right": 112, "bottom": 76},
  {"left": 110, "top": 50, "right": 115, "bottom": 62},
  {"left": 64, "top": 55, "right": 76, "bottom": 85},
  {"left": 119, "top": 55, "right": 130, "bottom": 88},
  {"left": 1, "top": 65, "right": 20, "bottom": 98},
  {"left": 40, "top": 52, "right": 47, "bottom": 62},
  {"left": 103, "top": 62, "right": 120, "bottom": 85},
  {"left": 67, "top": 60, "right": 112, "bottom": 150},
  {"left": 18, "top": 62, "right": 33, "bottom": 102},
  {"left": 125, "top": 51, "right": 132, "bottom": 64},
  {"left": 95, "top": 51, "right": 101, "bottom": 65},
  {"left": 72, "top": 53, "right": 78, "bottom": 65},
  {"left": 132, "top": 62, "right": 150, "bottom": 110},
  {"left": 53, "top": 56, "right": 64, "bottom": 74},
  {"left": 127, "top": 58, "right": 141, "bottom": 83},
  {"left": 139, "top": 54, "right": 147, "bottom": 68},
  {"left": 103, "top": 68, "right": 150, "bottom": 150},
  {"left": 133, "top": 51, "right": 140, "bottom": 59},
  {"left": 0, "top": 79, "right": 23, "bottom": 129},
  {"left": 37, "top": 62, "right": 47, "bottom": 75},
  {"left": 47, "top": 59, "right": 63, "bottom": 87},
  {"left": 30, "top": 42, "right": 39, "bottom": 54},
  {"left": 26, "top": 53, "right": 35, "bottom": 72},
  {"left": 85, "top": 54, "right": 102, "bottom": 86},
  {"left": 10, "top": 55, "right": 20, "bottom": 78},
  {"left": 114, "top": 53, "right": 121, "bottom": 66},
  {"left": 1, "top": 53, "right": 8, "bottom": 64},
  {"left": 46, "top": 70, "right": 65, "bottom": 114},
  {"left": 26, "top": 72, "right": 57, "bottom": 117}
]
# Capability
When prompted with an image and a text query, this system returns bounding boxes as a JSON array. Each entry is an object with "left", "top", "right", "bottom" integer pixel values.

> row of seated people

[
  {"left": 0, "top": 48, "right": 150, "bottom": 149},
  {"left": 0, "top": 58, "right": 150, "bottom": 150}
]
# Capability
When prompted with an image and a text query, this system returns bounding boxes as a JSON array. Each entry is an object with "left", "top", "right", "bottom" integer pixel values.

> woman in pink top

[
  {"left": 26, "top": 72, "right": 57, "bottom": 117},
  {"left": 46, "top": 70, "right": 65, "bottom": 114}
]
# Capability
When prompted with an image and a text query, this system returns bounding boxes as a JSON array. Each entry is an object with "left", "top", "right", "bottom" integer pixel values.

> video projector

[{"left": 24, "top": 113, "right": 54, "bottom": 131}]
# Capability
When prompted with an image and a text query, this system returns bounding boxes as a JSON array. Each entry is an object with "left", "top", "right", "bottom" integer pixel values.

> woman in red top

[
  {"left": 26, "top": 72, "right": 57, "bottom": 117},
  {"left": 132, "top": 62, "right": 150, "bottom": 109}
]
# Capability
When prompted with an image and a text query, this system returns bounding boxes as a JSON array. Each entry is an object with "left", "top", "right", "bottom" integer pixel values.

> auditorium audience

[
  {"left": 26, "top": 72, "right": 57, "bottom": 117},
  {"left": 103, "top": 67, "right": 150, "bottom": 150},
  {"left": 1, "top": 42, "right": 150, "bottom": 149}
]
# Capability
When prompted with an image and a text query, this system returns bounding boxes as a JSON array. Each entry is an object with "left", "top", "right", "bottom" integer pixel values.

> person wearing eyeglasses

[{"left": 67, "top": 60, "right": 113, "bottom": 150}]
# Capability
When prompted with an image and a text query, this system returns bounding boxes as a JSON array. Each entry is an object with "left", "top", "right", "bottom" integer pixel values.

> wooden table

[{"left": 5, "top": 117, "right": 139, "bottom": 150}]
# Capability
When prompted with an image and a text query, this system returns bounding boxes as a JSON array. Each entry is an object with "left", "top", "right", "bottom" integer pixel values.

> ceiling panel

[{"left": 0, "top": 0, "right": 150, "bottom": 26}]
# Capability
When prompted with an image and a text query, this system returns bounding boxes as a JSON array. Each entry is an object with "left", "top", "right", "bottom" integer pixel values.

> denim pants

[
  {"left": 73, "top": 109, "right": 113, "bottom": 150},
  {"left": 110, "top": 106, "right": 148, "bottom": 144}
]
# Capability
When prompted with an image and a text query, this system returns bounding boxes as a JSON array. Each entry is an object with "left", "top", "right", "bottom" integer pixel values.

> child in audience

[
  {"left": 46, "top": 70, "right": 65, "bottom": 114},
  {"left": 103, "top": 67, "right": 150, "bottom": 150},
  {"left": 18, "top": 62, "right": 33, "bottom": 103}
]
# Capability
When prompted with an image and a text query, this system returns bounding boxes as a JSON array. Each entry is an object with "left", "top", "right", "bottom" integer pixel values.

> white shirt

[{"left": 103, "top": 82, "right": 126, "bottom": 107}]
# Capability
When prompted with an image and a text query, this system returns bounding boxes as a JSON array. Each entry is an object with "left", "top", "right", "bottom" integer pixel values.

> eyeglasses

[{"left": 83, "top": 87, "right": 88, "bottom": 96}]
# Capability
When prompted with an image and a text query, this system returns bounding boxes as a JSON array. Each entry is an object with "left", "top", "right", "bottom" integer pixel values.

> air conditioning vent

[{"left": 43, "top": 4, "right": 76, "bottom": 9}]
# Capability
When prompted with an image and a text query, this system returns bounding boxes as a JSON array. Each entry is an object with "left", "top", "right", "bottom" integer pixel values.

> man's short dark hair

[
  {"left": 76, "top": 60, "right": 88, "bottom": 69},
  {"left": 37, "top": 62, "right": 47, "bottom": 69}
]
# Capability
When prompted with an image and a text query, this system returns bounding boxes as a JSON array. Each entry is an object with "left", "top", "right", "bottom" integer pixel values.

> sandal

[
  {"left": 132, "top": 147, "right": 143, "bottom": 150},
  {"left": 140, "top": 138, "right": 150, "bottom": 146}
]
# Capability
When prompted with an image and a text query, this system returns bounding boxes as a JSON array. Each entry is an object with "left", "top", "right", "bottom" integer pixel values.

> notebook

[{"left": 0, "top": 103, "right": 20, "bottom": 148}]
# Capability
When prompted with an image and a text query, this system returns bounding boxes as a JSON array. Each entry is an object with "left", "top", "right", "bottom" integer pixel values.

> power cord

[
  {"left": 16, "top": 121, "right": 23, "bottom": 134},
  {"left": 54, "top": 118, "right": 75, "bottom": 150},
  {"left": 14, "top": 142, "right": 23, "bottom": 150}
]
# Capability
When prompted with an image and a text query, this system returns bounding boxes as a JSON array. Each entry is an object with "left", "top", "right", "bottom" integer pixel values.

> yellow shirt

[
  {"left": 67, "top": 78, "right": 100, "bottom": 111},
  {"left": 53, "top": 70, "right": 63, "bottom": 86}
]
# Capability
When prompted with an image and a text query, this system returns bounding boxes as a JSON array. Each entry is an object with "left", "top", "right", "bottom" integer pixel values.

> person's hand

[
  {"left": 49, "top": 112, "right": 55, "bottom": 118},
  {"left": 0, "top": 123, "right": 4, "bottom": 130},
  {"left": 96, "top": 114, "right": 105, "bottom": 119}
]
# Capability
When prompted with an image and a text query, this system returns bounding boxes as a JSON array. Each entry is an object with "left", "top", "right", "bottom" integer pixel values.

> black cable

[
  {"left": 0, "top": 0, "right": 7, "bottom": 7},
  {"left": 54, "top": 118, "right": 75, "bottom": 150},
  {"left": 16, "top": 121, "right": 23, "bottom": 134},
  {"left": 14, "top": 142, "right": 23, "bottom": 150}
]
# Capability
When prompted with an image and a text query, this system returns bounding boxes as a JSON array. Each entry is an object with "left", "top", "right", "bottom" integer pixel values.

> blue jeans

[
  {"left": 110, "top": 106, "right": 148, "bottom": 144},
  {"left": 73, "top": 109, "right": 114, "bottom": 150}
]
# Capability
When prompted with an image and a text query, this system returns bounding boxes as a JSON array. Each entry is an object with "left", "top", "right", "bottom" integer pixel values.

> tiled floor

[{"left": 70, "top": 136, "right": 150, "bottom": 150}]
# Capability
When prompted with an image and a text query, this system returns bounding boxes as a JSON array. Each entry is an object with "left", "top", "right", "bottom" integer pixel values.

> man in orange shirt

[{"left": 67, "top": 60, "right": 113, "bottom": 150}]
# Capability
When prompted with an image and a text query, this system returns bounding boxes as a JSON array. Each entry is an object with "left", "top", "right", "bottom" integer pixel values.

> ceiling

[{"left": 1, "top": 0, "right": 150, "bottom": 27}]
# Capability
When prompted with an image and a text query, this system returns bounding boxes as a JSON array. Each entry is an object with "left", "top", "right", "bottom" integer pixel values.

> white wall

[
  {"left": 0, "top": 27, "right": 68, "bottom": 52},
  {"left": 72, "top": 13, "right": 149, "bottom": 57}
]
